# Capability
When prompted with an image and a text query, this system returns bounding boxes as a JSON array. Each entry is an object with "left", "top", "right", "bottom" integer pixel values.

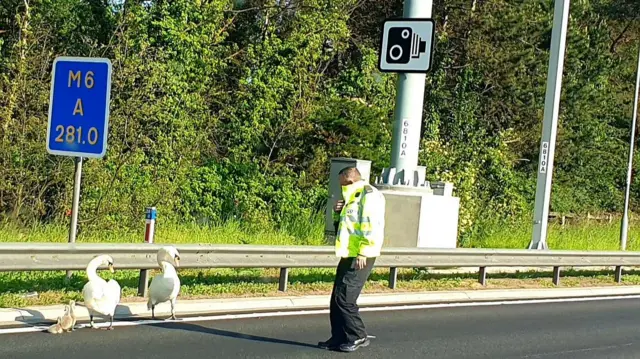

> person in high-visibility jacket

[{"left": 318, "top": 166, "right": 385, "bottom": 353}]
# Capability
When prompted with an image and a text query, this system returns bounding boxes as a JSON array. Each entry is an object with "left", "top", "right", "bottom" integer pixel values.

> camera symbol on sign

[{"left": 386, "top": 27, "right": 427, "bottom": 64}]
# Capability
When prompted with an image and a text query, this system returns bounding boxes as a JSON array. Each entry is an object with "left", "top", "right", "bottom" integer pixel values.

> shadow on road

[
  {"left": 12, "top": 308, "right": 47, "bottom": 327},
  {"left": 147, "top": 321, "right": 319, "bottom": 349}
]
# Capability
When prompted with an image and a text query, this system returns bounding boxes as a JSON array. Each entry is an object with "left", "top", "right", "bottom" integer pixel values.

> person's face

[{"left": 339, "top": 175, "right": 350, "bottom": 186}]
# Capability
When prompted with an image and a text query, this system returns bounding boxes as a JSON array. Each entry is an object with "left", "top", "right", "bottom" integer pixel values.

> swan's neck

[
  {"left": 160, "top": 261, "right": 178, "bottom": 277},
  {"left": 86, "top": 258, "right": 104, "bottom": 282},
  {"left": 157, "top": 252, "right": 170, "bottom": 267}
]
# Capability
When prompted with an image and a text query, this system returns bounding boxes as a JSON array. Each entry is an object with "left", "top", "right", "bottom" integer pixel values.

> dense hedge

[{"left": 1, "top": 0, "right": 639, "bottom": 244}]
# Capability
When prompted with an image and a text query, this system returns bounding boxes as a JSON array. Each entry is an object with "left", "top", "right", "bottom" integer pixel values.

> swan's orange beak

[
  {"left": 108, "top": 263, "right": 115, "bottom": 273},
  {"left": 174, "top": 256, "right": 180, "bottom": 268}
]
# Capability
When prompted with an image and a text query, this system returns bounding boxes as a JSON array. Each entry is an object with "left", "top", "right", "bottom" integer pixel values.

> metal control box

[{"left": 375, "top": 185, "right": 460, "bottom": 248}]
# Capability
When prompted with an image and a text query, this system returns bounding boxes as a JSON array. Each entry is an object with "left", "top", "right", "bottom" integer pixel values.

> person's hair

[{"left": 338, "top": 167, "right": 361, "bottom": 184}]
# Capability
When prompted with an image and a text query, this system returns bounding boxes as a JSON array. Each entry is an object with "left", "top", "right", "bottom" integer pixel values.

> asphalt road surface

[{"left": 3, "top": 298, "right": 640, "bottom": 359}]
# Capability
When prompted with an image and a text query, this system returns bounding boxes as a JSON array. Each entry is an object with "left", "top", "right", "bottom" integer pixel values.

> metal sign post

[
  {"left": 620, "top": 45, "right": 640, "bottom": 251},
  {"left": 378, "top": 0, "right": 434, "bottom": 185},
  {"left": 68, "top": 157, "right": 83, "bottom": 244},
  {"left": 47, "top": 56, "right": 112, "bottom": 278},
  {"left": 529, "top": 0, "right": 571, "bottom": 250},
  {"left": 66, "top": 156, "right": 83, "bottom": 279}
]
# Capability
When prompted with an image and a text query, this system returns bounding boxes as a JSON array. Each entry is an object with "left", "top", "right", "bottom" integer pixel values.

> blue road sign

[{"left": 46, "top": 56, "right": 112, "bottom": 158}]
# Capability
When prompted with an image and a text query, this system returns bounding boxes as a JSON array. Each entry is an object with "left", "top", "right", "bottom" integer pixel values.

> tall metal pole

[
  {"left": 529, "top": 0, "right": 571, "bottom": 250},
  {"left": 620, "top": 45, "right": 640, "bottom": 251},
  {"left": 386, "top": 0, "right": 432, "bottom": 185},
  {"left": 66, "top": 156, "right": 83, "bottom": 279}
]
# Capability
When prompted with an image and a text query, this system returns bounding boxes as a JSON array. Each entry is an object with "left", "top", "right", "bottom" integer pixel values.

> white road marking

[
  {"left": 519, "top": 343, "right": 635, "bottom": 358},
  {"left": 0, "top": 294, "right": 639, "bottom": 335}
]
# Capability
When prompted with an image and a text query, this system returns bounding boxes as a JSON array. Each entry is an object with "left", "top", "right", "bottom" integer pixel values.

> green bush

[{"left": 1, "top": 0, "right": 640, "bottom": 241}]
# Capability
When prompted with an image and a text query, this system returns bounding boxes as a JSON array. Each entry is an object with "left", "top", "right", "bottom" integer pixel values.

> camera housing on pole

[{"left": 379, "top": 19, "right": 435, "bottom": 74}]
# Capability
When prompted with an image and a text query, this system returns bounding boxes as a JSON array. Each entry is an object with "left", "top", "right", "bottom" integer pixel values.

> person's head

[{"left": 338, "top": 167, "right": 362, "bottom": 186}]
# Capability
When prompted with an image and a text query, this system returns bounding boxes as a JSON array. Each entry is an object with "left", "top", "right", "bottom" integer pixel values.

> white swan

[
  {"left": 147, "top": 246, "right": 181, "bottom": 320},
  {"left": 81, "top": 255, "right": 121, "bottom": 330}
]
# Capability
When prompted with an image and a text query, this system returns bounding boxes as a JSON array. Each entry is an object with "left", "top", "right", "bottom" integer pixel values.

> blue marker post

[{"left": 46, "top": 57, "right": 112, "bottom": 278}]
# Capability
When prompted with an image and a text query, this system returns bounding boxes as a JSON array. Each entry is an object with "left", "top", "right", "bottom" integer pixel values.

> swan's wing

[
  {"left": 105, "top": 279, "right": 121, "bottom": 304},
  {"left": 172, "top": 276, "right": 181, "bottom": 298},
  {"left": 149, "top": 274, "right": 177, "bottom": 303},
  {"left": 148, "top": 273, "right": 163, "bottom": 295},
  {"left": 82, "top": 279, "right": 105, "bottom": 302}
]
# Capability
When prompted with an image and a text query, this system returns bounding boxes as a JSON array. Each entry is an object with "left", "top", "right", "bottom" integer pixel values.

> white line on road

[
  {"left": 1, "top": 294, "right": 639, "bottom": 336},
  {"left": 519, "top": 342, "right": 635, "bottom": 358}
]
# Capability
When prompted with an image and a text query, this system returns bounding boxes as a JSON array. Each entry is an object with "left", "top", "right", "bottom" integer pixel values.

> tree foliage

[{"left": 1, "top": 0, "right": 639, "bottom": 243}]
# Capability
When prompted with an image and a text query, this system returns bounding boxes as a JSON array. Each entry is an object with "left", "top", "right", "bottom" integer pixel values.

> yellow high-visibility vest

[{"left": 333, "top": 180, "right": 385, "bottom": 258}]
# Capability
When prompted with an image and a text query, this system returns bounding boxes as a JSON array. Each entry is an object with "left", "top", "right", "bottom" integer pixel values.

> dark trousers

[{"left": 329, "top": 256, "right": 376, "bottom": 343}]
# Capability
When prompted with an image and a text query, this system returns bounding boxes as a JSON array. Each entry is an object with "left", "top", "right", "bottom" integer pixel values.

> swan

[
  {"left": 46, "top": 316, "right": 63, "bottom": 334},
  {"left": 81, "top": 255, "right": 121, "bottom": 330},
  {"left": 147, "top": 246, "right": 181, "bottom": 320},
  {"left": 60, "top": 300, "right": 76, "bottom": 332}
]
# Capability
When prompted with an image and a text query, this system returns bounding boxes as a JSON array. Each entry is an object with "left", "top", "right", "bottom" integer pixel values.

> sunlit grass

[
  {"left": 0, "top": 217, "right": 326, "bottom": 246},
  {"left": 469, "top": 220, "right": 640, "bottom": 251}
]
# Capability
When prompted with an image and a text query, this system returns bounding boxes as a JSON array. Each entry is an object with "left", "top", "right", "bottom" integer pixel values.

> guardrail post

[
  {"left": 478, "top": 267, "right": 487, "bottom": 286},
  {"left": 278, "top": 268, "right": 289, "bottom": 292},
  {"left": 552, "top": 266, "right": 561, "bottom": 286},
  {"left": 389, "top": 267, "right": 398, "bottom": 289},
  {"left": 137, "top": 207, "right": 156, "bottom": 297},
  {"left": 615, "top": 266, "right": 623, "bottom": 283}
]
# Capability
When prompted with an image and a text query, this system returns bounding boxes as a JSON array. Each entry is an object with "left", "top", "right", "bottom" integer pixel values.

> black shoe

[
  {"left": 339, "top": 337, "right": 370, "bottom": 352},
  {"left": 318, "top": 338, "right": 343, "bottom": 350}
]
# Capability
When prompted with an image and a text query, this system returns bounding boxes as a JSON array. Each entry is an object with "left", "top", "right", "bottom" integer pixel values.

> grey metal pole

[
  {"left": 529, "top": 0, "right": 571, "bottom": 250},
  {"left": 387, "top": 0, "right": 432, "bottom": 184},
  {"left": 620, "top": 45, "right": 640, "bottom": 251},
  {"left": 66, "top": 156, "right": 83, "bottom": 279}
]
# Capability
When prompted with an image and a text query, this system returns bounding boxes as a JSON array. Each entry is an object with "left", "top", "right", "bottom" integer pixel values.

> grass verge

[
  {"left": 2, "top": 218, "right": 639, "bottom": 250},
  {"left": 470, "top": 221, "right": 640, "bottom": 250},
  {"left": 1, "top": 267, "right": 639, "bottom": 308},
  {"left": 0, "top": 220, "right": 325, "bottom": 246}
]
